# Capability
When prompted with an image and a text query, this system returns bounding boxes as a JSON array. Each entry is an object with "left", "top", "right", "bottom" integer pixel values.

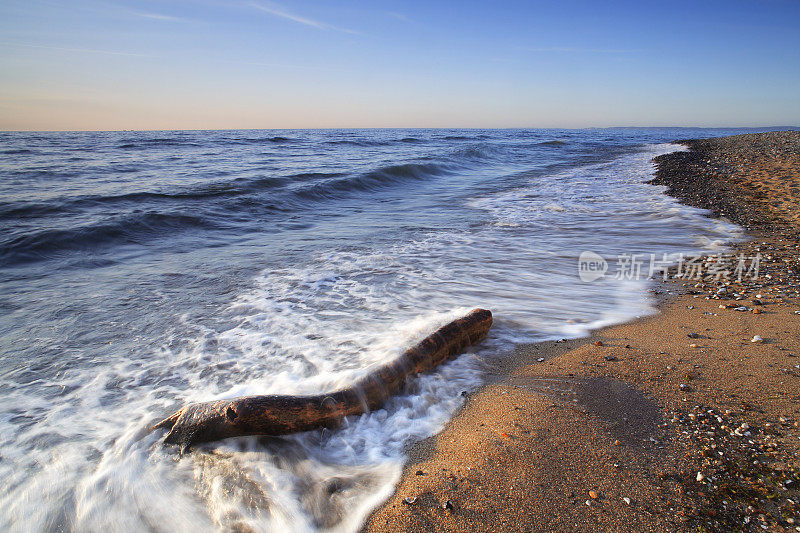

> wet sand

[{"left": 365, "top": 131, "right": 800, "bottom": 532}]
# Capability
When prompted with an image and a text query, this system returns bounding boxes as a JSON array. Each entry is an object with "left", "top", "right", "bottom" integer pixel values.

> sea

[{"left": 0, "top": 127, "right": 779, "bottom": 531}]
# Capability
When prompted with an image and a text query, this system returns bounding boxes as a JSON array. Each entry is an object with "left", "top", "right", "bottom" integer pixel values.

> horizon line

[{"left": 2, "top": 125, "right": 799, "bottom": 134}]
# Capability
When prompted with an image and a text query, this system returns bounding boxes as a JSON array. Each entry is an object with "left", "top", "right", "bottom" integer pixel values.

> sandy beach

[{"left": 366, "top": 131, "right": 800, "bottom": 532}]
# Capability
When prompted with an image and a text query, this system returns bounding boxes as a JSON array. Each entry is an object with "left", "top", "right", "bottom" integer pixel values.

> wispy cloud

[
  {"left": 386, "top": 11, "right": 412, "bottom": 23},
  {"left": 0, "top": 41, "right": 149, "bottom": 57},
  {"left": 517, "top": 46, "right": 636, "bottom": 54},
  {"left": 130, "top": 11, "right": 191, "bottom": 23},
  {"left": 250, "top": 2, "right": 359, "bottom": 34}
]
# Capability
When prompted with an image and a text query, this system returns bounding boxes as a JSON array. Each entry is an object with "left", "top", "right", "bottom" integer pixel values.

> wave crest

[{"left": 1, "top": 212, "right": 217, "bottom": 267}]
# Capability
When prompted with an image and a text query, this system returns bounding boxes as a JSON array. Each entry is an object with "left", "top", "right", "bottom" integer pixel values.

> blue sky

[{"left": 1, "top": 0, "right": 799, "bottom": 130}]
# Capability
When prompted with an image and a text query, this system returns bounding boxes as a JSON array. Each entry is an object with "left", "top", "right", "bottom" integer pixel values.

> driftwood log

[{"left": 154, "top": 308, "right": 492, "bottom": 450}]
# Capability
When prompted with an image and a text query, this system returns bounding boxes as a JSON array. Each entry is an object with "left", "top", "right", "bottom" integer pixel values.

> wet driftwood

[{"left": 154, "top": 308, "right": 493, "bottom": 450}]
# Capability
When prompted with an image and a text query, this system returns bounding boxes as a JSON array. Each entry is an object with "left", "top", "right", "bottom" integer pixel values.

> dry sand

[{"left": 365, "top": 131, "right": 800, "bottom": 532}]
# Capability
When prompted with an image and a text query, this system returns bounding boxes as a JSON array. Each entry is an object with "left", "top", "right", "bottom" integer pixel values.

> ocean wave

[
  {"left": 324, "top": 140, "right": 389, "bottom": 147},
  {"left": 0, "top": 212, "right": 217, "bottom": 266},
  {"left": 445, "top": 143, "right": 507, "bottom": 162},
  {"left": 286, "top": 171, "right": 345, "bottom": 181},
  {"left": 0, "top": 173, "right": 352, "bottom": 223},
  {"left": 224, "top": 136, "right": 296, "bottom": 145},
  {"left": 1, "top": 148, "right": 34, "bottom": 155},
  {"left": 0, "top": 200, "right": 67, "bottom": 220},
  {"left": 441, "top": 135, "right": 490, "bottom": 141},
  {"left": 8, "top": 175, "right": 315, "bottom": 216},
  {"left": 325, "top": 138, "right": 424, "bottom": 146},
  {"left": 119, "top": 138, "right": 203, "bottom": 149},
  {"left": 292, "top": 162, "right": 450, "bottom": 201},
  {"left": 537, "top": 140, "right": 567, "bottom": 146},
  {"left": 0, "top": 162, "right": 430, "bottom": 261}
]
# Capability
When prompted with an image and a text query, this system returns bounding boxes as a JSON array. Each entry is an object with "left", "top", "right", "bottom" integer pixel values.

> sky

[{"left": 0, "top": 0, "right": 799, "bottom": 130}]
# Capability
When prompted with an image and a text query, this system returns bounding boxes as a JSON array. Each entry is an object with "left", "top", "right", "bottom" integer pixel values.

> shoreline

[{"left": 365, "top": 131, "right": 800, "bottom": 531}]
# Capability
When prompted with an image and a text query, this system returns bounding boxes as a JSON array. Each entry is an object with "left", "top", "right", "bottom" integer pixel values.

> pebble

[
  {"left": 537, "top": 357, "right": 545, "bottom": 362},
  {"left": 696, "top": 472, "right": 705, "bottom": 482},
  {"left": 689, "top": 343, "right": 699, "bottom": 348},
  {"left": 403, "top": 496, "right": 417, "bottom": 504},
  {"left": 622, "top": 497, "right": 631, "bottom": 505},
  {"left": 588, "top": 490, "right": 598, "bottom": 499},
  {"left": 751, "top": 335, "right": 763, "bottom": 343},
  {"left": 593, "top": 341, "right": 604, "bottom": 346}
]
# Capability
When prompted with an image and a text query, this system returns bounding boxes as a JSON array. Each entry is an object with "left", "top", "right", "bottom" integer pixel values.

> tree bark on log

[{"left": 154, "top": 308, "right": 492, "bottom": 450}]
